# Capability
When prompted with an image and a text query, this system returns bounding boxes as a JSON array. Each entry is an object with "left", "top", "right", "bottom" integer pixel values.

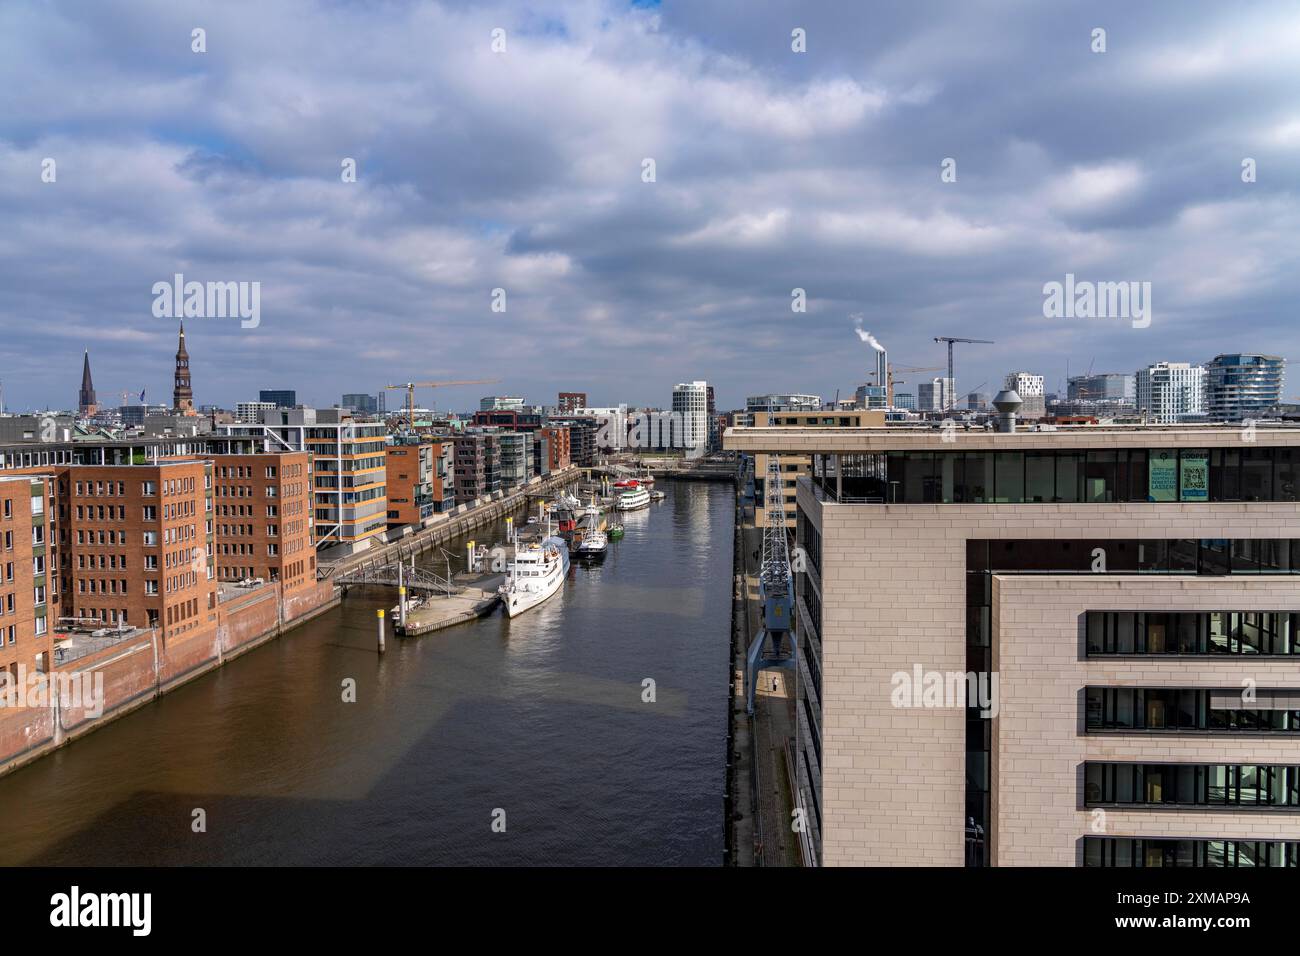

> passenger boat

[
  {"left": 499, "top": 532, "right": 569, "bottom": 617},
  {"left": 615, "top": 481, "right": 650, "bottom": 511},
  {"left": 649, "top": 490, "right": 665, "bottom": 501}
]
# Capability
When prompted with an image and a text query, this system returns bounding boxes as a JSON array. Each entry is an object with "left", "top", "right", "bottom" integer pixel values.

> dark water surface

[{"left": 0, "top": 480, "right": 732, "bottom": 865}]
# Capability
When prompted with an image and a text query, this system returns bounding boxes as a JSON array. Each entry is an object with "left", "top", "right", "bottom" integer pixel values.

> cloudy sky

[{"left": 2, "top": 0, "right": 1299, "bottom": 413}]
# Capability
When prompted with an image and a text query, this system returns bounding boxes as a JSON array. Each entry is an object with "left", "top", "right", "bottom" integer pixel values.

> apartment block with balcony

[
  {"left": 540, "top": 426, "right": 570, "bottom": 472},
  {"left": 385, "top": 442, "right": 437, "bottom": 528},
  {"left": 726, "top": 423, "right": 1300, "bottom": 868},
  {"left": 453, "top": 433, "right": 501, "bottom": 505}
]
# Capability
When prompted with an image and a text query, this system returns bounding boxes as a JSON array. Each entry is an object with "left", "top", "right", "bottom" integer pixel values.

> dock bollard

[{"left": 377, "top": 608, "right": 386, "bottom": 654}]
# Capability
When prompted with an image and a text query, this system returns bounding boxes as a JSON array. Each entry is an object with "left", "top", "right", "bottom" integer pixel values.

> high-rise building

[
  {"left": 671, "top": 382, "right": 710, "bottom": 458},
  {"left": 1136, "top": 362, "right": 1206, "bottom": 424},
  {"left": 494, "top": 431, "right": 533, "bottom": 490},
  {"left": 1004, "top": 372, "right": 1046, "bottom": 419},
  {"left": 1206, "top": 354, "right": 1286, "bottom": 422},
  {"left": 558, "top": 392, "right": 587, "bottom": 414},
  {"left": 259, "top": 390, "right": 296, "bottom": 409},
  {"left": 893, "top": 392, "right": 916, "bottom": 411},
  {"left": 77, "top": 351, "right": 97, "bottom": 417},
  {"left": 172, "top": 321, "right": 194, "bottom": 416},
  {"left": 917, "top": 378, "right": 954, "bottom": 413},
  {"left": 727, "top": 422, "right": 1300, "bottom": 867}
]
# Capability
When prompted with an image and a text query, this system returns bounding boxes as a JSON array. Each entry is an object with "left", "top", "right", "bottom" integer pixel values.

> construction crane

[
  {"left": 384, "top": 379, "right": 499, "bottom": 429},
  {"left": 934, "top": 337, "right": 994, "bottom": 412},
  {"left": 887, "top": 364, "right": 944, "bottom": 408}
]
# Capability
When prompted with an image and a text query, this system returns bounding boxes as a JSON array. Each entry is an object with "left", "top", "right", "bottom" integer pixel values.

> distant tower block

[{"left": 173, "top": 320, "right": 195, "bottom": 415}]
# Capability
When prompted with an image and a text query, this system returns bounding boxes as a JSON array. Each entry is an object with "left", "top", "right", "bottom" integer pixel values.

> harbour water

[{"left": 0, "top": 480, "right": 732, "bottom": 865}]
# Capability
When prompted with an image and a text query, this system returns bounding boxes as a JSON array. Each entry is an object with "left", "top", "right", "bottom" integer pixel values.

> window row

[
  {"left": 1085, "top": 762, "right": 1300, "bottom": 808},
  {"left": 969, "top": 538, "right": 1300, "bottom": 576},
  {"left": 1086, "top": 687, "right": 1300, "bottom": 733},
  {"left": 882, "top": 447, "right": 1297, "bottom": 503},
  {"left": 1084, "top": 836, "right": 1300, "bottom": 868},
  {"left": 1087, "top": 611, "right": 1300, "bottom": 656}
]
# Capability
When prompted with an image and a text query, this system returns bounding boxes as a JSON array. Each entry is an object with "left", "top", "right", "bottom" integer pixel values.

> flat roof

[{"left": 723, "top": 425, "right": 1300, "bottom": 454}]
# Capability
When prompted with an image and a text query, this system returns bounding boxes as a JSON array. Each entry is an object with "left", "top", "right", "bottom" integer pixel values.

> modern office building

[
  {"left": 1206, "top": 354, "right": 1286, "bottom": 422},
  {"left": 671, "top": 381, "right": 710, "bottom": 458},
  {"left": 217, "top": 408, "right": 387, "bottom": 554},
  {"left": 259, "top": 390, "right": 297, "bottom": 409},
  {"left": 893, "top": 392, "right": 916, "bottom": 411},
  {"left": 854, "top": 385, "right": 887, "bottom": 409},
  {"left": 727, "top": 422, "right": 1300, "bottom": 867},
  {"left": 1004, "top": 372, "right": 1046, "bottom": 420},
  {"left": 1137, "top": 362, "right": 1206, "bottom": 424}
]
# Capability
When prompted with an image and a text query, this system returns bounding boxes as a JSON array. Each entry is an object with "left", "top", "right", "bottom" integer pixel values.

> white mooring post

[
  {"left": 467, "top": 540, "right": 476, "bottom": 574},
  {"left": 376, "top": 608, "right": 386, "bottom": 654},
  {"left": 398, "top": 563, "right": 407, "bottom": 629}
]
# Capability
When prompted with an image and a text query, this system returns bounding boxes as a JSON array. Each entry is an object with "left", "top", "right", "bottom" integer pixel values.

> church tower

[
  {"left": 173, "top": 321, "right": 194, "bottom": 415},
  {"left": 78, "top": 350, "right": 98, "bottom": 416}
]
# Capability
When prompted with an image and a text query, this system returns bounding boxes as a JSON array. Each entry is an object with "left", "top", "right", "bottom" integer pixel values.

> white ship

[
  {"left": 614, "top": 480, "right": 651, "bottom": 511},
  {"left": 499, "top": 534, "right": 570, "bottom": 617}
]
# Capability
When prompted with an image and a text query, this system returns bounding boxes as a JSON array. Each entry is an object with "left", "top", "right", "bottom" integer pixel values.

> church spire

[
  {"left": 78, "top": 350, "right": 98, "bottom": 417},
  {"left": 172, "top": 320, "right": 194, "bottom": 415}
]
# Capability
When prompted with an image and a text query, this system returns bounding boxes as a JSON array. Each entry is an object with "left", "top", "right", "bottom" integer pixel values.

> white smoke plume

[{"left": 850, "top": 314, "right": 886, "bottom": 352}]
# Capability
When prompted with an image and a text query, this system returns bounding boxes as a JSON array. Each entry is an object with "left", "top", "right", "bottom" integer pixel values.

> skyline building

[
  {"left": 1206, "top": 354, "right": 1286, "bottom": 422},
  {"left": 1136, "top": 362, "right": 1206, "bottom": 424}
]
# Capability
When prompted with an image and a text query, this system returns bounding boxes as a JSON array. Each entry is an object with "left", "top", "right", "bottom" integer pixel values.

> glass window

[
  {"left": 1276, "top": 449, "right": 1299, "bottom": 503},
  {"left": 993, "top": 453, "right": 1024, "bottom": 503},
  {"left": 1084, "top": 451, "right": 1116, "bottom": 502},
  {"left": 1147, "top": 449, "right": 1178, "bottom": 501},
  {"left": 1025, "top": 452, "right": 1054, "bottom": 503},
  {"left": 1056, "top": 453, "right": 1081, "bottom": 503},
  {"left": 1242, "top": 449, "right": 1274, "bottom": 501}
]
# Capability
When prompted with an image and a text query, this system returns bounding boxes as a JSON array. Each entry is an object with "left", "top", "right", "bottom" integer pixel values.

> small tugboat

[
  {"left": 649, "top": 490, "right": 665, "bottom": 502},
  {"left": 606, "top": 522, "right": 624, "bottom": 540}
]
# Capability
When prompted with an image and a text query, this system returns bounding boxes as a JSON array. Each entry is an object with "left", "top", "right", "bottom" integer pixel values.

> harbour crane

[
  {"left": 385, "top": 379, "right": 499, "bottom": 429},
  {"left": 934, "top": 337, "right": 994, "bottom": 412}
]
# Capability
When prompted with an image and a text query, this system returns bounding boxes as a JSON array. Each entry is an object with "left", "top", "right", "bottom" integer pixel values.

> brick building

[
  {"left": 0, "top": 475, "right": 55, "bottom": 678},
  {"left": 212, "top": 452, "right": 314, "bottom": 593}
]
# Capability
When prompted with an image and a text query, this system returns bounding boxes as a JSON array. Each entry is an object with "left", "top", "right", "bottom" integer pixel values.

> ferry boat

[
  {"left": 615, "top": 481, "right": 651, "bottom": 511},
  {"left": 499, "top": 533, "right": 570, "bottom": 617}
]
